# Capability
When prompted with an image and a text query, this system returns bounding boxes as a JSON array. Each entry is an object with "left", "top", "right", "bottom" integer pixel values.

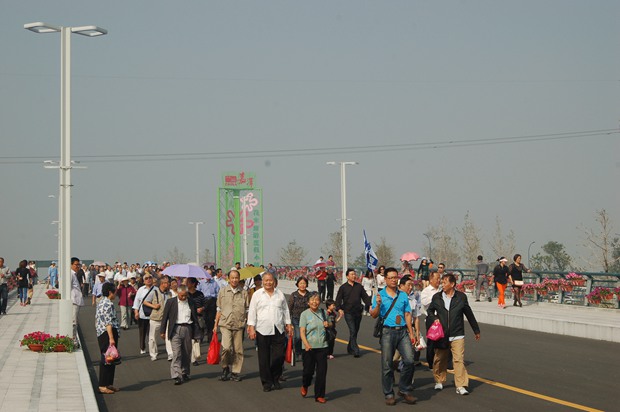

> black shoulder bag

[
  {"left": 139, "top": 286, "right": 155, "bottom": 317},
  {"left": 373, "top": 291, "right": 400, "bottom": 338}
]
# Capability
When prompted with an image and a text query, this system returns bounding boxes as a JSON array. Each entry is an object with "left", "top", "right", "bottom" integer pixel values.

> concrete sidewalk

[{"left": 0, "top": 284, "right": 97, "bottom": 412}]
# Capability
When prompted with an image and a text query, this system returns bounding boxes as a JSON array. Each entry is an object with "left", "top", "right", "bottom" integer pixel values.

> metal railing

[{"left": 449, "top": 268, "right": 620, "bottom": 309}]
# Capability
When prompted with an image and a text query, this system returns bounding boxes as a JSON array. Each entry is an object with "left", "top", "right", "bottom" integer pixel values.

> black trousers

[
  {"left": 98, "top": 329, "right": 119, "bottom": 387},
  {"left": 256, "top": 330, "right": 287, "bottom": 389},
  {"left": 302, "top": 347, "right": 328, "bottom": 399},
  {"left": 0, "top": 284, "right": 8, "bottom": 314},
  {"left": 138, "top": 318, "right": 150, "bottom": 350},
  {"left": 317, "top": 280, "right": 326, "bottom": 302},
  {"left": 204, "top": 298, "right": 217, "bottom": 342},
  {"left": 326, "top": 281, "right": 334, "bottom": 300}
]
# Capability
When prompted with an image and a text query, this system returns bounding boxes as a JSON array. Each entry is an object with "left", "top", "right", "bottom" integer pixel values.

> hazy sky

[{"left": 1, "top": 1, "right": 618, "bottom": 270}]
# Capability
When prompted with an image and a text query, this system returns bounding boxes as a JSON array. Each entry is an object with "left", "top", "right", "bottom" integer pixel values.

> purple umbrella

[{"left": 162, "top": 264, "right": 212, "bottom": 279}]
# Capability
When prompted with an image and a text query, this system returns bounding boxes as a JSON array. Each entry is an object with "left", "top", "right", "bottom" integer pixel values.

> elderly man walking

[
  {"left": 160, "top": 285, "right": 201, "bottom": 385},
  {"left": 146, "top": 275, "right": 172, "bottom": 361},
  {"left": 214, "top": 270, "right": 249, "bottom": 382},
  {"left": 247, "top": 272, "right": 293, "bottom": 392}
]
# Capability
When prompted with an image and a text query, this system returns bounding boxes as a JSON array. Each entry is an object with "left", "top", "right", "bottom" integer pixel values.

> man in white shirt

[
  {"left": 160, "top": 285, "right": 200, "bottom": 385},
  {"left": 70, "top": 257, "right": 85, "bottom": 345},
  {"left": 215, "top": 268, "right": 228, "bottom": 290},
  {"left": 133, "top": 274, "right": 155, "bottom": 354},
  {"left": 247, "top": 272, "right": 293, "bottom": 392},
  {"left": 420, "top": 270, "right": 441, "bottom": 369}
]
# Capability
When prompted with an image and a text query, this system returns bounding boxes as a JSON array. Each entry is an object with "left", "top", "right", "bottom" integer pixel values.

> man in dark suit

[{"left": 160, "top": 285, "right": 201, "bottom": 385}]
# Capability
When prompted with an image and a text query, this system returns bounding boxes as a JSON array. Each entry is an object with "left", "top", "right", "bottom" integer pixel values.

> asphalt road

[{"left": 78, "top": 303, "right": 618, "bottom": 412}]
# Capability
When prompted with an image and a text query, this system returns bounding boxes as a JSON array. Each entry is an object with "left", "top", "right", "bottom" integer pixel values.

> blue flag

[{"left": 364, "top": 230, "right": 379, "bottom": 270}]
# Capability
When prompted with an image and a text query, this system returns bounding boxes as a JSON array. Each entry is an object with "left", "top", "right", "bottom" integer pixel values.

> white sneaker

[
  {"left": 434, "top": 383, "right": 443, "bottom": 390},
  {"left": 456, "top": 387, "right": 469, "bottom": 395},
  {"left": 140, "top": 349, "right": 146, "bottom": 354}
]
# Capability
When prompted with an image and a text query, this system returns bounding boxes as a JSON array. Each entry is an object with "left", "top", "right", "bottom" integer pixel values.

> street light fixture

[
  {"left": 212, "top": 233, "right": 217, "bottom": 267},
  {"left": 327, "top": 161, "right": 358, "bottom": 283},
  {"left": 527, "top": 241, "right": 536, "bottom": 268},
  {"left": 189, "top": 222, "right": 205, "bottom": 265},
  {"left": 423, "top": 232, "right": 433, "bottom": 260},
  {"left": 25, "top": 21, "right": 107, "bottom": 336}
]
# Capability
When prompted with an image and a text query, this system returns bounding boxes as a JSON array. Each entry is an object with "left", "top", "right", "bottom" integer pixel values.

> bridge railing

[{"left": 449, "top": 268, "right": 620, "bottom": 309}]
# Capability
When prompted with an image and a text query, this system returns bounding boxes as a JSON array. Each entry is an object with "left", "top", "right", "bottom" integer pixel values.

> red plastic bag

[
  {"left": 285, "top": 334, "right": 294, "bottom": 365},
  {"left": 104, "top": 344, "right": 120, "bottom": 365},
  {"left": 427, "top": 320, "right": 445, "bottom": 341},
  {"left": 206, "top": 331, "right": 221, "bottom": 365}
]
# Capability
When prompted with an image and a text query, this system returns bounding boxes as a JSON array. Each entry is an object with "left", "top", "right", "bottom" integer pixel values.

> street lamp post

[
  {"left": 189, "top": 222, "right": 204, "bottom": 265},
  {"left": 212, "top": 233, "right": 217, "bottom": 267},
  {"left": 327, "top": 161, "right": 358, "bottom": 283},
  {"left": 25, "top": 22, "right": 107, "bottom": 336},
  {"left": 423, "top": 232, "right": 433, "bottom": 260},
  {"left": 528, "top": 241, "right": 536, "bottom": 268}
]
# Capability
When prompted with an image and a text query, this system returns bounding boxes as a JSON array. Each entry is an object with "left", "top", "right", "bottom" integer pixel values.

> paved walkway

[
  {"left": 0, "top": 284, "right": 97, "bottom": 412},
  {"left": 0, "top": 280, "right": 617, "bottom": 412}
]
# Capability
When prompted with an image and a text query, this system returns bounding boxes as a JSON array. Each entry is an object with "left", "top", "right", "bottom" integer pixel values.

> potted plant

[
  {"left": 566, "top": 273, "right": 586, "bottom": 287},
  {"left": 45, "top": 289, "right": 61, "bottom": 299},
  {"left": 43, "top": 334, "right": 74, "bottom": 353},
  {"left": 20, "top": 331, "right": 52, "bottom": 352}
]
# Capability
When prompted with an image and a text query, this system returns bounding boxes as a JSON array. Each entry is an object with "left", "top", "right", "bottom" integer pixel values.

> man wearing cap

[
  {"left": 133, "top": 273, "right": 156, "bottom": 354},
  {"left": 116, "top": 276, "right": 137, "bottom": 329}
]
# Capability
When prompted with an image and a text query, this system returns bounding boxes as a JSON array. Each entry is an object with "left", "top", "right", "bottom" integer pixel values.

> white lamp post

[
  {"left": 327, "top": 161, "right": 358, "bottom": 283},
  {"left": 189, "top": 222, "right": 204, "bottom": 265},
  {"left": 25, "top": 22, "right": 107, "bottom": 336}
]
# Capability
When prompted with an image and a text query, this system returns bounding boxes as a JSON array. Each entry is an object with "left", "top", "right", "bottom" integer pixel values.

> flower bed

[
  {"left": 20, "top": 331, "right": 74, "bottom": 352},
  {"left": 456, "top": 280, "right": 476, "bottom": 292},
  {"left": 45, "top": 289, "right": 61, "bottom": 299}
]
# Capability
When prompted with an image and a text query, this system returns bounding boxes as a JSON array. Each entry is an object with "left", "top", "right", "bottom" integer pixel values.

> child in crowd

[{"left": 325, "top": 299, "right": 340, "bottom": 359}]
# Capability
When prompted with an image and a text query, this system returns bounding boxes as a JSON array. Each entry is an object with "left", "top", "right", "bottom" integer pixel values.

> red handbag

[
  {"left": 206, "top": 331, "right": 221, "bottom": 365},
  {"left": 285, "top": 334, "right": 294, "bottom": 365}
]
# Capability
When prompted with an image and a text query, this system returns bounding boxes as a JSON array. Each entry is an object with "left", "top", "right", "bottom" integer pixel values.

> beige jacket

[{"left": 216, "top": 285, "right": 248, "bottom": 330}]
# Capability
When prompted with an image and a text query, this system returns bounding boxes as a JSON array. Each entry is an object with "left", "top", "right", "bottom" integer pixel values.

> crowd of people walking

[{"left": 0, "top": 253, "right": 533, "bottom": 406}]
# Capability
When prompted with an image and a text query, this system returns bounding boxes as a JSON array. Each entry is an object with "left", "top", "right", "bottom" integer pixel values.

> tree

[
  {"left": 321, "top": 231, "right": 350, "bottom": 268},
  {"left": 278, "top": 240, "right": 308, "bottom": 266},
  {"left": 167, "top": 247, "right": 189, "bottom": 264},
  {"left": 489, "top": 216, "right": 516, "bottom": 261},
  {"left": 352, "top": 252, "right": 367, "bottom": 268},
  {"left": 580, "top": 209, "right": 616, "bottom": 272},
  {"left": 374, "top": 237, "right": 396, "bottom": 268},
  {"left": 201, "top": 248, "right": 213, "bottom": 265},
  {"left": 610, "top": 237, "right": 620, "bottom": 273},
  {"left": 530, "top": 241, "right": 572, "bottom": 271},
  {"left": 426, "top": 218, "right": 461, "bottom": 267},
  {"left": 459, "top": 211, "right": 483, "bottom": 268}
]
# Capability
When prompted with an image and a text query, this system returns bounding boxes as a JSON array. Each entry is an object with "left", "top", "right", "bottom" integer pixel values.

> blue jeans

[
  {"left": 344, "top": 313, "right": 362, "bottom": 356},
  {"left": 49, "top": 274, "right": 58, "bottom": 289},
  {"left": 380, "top": 327, "right": 414, "bottom": 397},
  {"left": 18, "top": 287, "right": 28, "bottom": 303}
]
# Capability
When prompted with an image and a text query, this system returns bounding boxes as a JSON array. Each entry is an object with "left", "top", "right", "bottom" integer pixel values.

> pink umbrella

[
  {"left": 313, "top": 262, "right": 327, "bottom": 268},
  {"left": 400, "top": 252, "right": 421, "bottom": 262}
]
